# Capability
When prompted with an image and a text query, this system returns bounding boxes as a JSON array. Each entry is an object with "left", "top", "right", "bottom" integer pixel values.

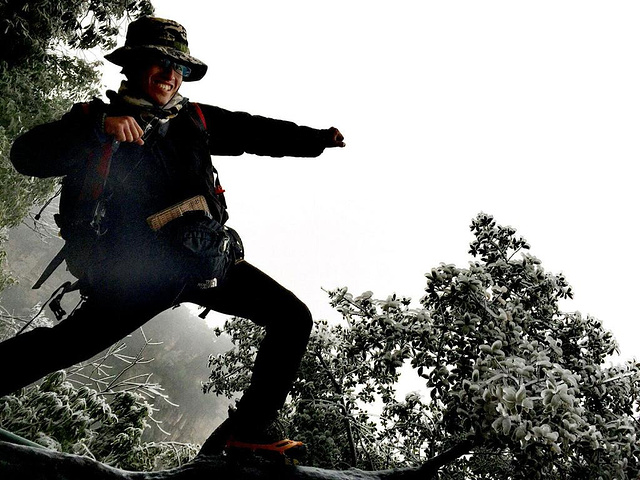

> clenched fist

[{"left": 104, "top": 116, "right": 145, "bottom": 145}]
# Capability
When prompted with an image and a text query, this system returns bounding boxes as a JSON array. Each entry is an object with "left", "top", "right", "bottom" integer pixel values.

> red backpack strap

[
  {"left": 189, "top": 102, "right": 224, "bottom": 196},
  {"left": 79, "top": 140, "right": 117, "bottom": 202},
  {"left": 190, "top": 102, "right": 207, "bottom": 131}
]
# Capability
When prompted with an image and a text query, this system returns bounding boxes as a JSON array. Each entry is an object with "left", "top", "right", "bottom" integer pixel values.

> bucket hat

[{"left": 105, "top": 17, "right": 207, "bottom": 82}]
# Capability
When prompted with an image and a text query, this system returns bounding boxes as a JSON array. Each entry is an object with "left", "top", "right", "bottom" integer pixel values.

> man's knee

[
  {"left": 278, "top": 292, "right": 313, "bottom": 338},
  {"left": 294, "top": 299, "right": 313, "bottom": 337}
]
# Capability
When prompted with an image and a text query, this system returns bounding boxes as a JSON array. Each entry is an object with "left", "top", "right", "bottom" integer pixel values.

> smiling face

[{"left": 133, "top": 60, "right": 184, "bottom": 106}]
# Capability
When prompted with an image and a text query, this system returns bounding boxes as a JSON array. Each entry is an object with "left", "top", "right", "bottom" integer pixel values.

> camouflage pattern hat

[{"left": 105, "top": 17, "right": 207, "bottom": 82}]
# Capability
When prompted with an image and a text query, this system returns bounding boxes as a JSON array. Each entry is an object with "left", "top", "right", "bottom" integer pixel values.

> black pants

[{"left": 0, "top": 260, "right": 312, "bottom": 432}]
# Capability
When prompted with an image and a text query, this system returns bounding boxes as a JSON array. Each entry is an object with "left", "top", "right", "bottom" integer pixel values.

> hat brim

[{"left": 105, "top": 45, "right": 208, "bottom": 82}]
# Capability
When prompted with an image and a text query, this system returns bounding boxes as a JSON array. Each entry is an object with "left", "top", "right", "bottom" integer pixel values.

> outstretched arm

[{"left": 200, "top": 104, "right": 345, "bottom": 158}]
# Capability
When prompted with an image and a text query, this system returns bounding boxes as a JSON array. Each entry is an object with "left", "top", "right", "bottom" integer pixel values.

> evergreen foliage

[
  {"left": 0, "top": 369, "right": 198, "bottom": 470},
  {"left": 0, "top": 329, "right": 199, "bottom": 471}
]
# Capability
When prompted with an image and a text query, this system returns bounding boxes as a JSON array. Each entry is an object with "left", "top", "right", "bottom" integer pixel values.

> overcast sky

[{"left": 100, "top": 1, "right": 640, "bottom": 361}]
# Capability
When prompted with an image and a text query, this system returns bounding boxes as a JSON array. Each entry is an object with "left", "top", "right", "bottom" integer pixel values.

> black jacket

[
  {"left": 11, "top": 98, "right": 332, "bottom": 283},
  {"left": 11, "top": 99, "right": 331, "bottom": 242}
]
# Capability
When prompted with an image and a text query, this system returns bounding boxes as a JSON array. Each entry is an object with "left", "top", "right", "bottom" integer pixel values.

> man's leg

[
  {"left": 0, "top": 286, "right": 175, "bottom": 398},
  {"left": 187, "top": 261, "right": 312, "bottom": 453}
]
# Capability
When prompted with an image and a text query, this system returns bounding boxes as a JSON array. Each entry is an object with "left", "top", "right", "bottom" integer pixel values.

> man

[{"left": 0, "top": 16, "right": 344, "bottom": 457}]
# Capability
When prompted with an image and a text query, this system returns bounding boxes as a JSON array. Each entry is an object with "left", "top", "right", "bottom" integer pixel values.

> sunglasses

[{"left": 157, "top": 57, "right": 192, "bottom": 78}]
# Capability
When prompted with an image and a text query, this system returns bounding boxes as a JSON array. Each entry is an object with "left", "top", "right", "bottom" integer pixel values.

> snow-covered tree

[
  {"left": 0, "top": 330, "right": 198, "bottom": 471},
  {"left": 205, "top": 213, "right": 640, "bottom": 479}
]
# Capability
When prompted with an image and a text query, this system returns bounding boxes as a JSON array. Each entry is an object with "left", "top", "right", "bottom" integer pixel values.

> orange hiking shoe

[
  {"left": 197, "top": 408, "right": 306, "bottom": 463},
  {"left": 225, "top": 423, "right": 307, "bottom": 464},
  {"left": 226, "top": 437, "right": 305, "bottom": 456},
  {"left": 225, "top": 437, "right": 306, "bottom": 465}
]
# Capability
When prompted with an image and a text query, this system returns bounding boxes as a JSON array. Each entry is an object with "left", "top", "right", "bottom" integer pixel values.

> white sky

[{"left": 100, "top": 1, "right": 640, "bottom": 361}]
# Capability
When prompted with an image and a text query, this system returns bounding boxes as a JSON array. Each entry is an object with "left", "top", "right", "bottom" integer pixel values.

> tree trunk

[{"left": 0, "top": 439, "right": 474, "bottom": 480}]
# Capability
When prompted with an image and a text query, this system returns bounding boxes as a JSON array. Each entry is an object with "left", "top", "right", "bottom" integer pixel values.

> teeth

[{"left": 154, "top": 81, "right": 172, "bottom": 92}]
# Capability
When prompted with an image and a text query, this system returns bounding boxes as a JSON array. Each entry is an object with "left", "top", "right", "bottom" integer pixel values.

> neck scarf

[{"left": 107, "top": 81, "right": 188, "bottom": 127}]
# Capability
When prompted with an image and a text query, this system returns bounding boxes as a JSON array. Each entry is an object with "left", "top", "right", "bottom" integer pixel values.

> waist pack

[{"left": 160, "top": 211, "right": 244, "bottom": 288}]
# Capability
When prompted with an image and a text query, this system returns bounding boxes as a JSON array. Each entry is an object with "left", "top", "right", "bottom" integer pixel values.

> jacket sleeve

[
  {"left": 10, "top": 101, "right": 107, "bottom": 178},
  {"left": 200, "top": 104, "right": 332, "bottom": 158}
]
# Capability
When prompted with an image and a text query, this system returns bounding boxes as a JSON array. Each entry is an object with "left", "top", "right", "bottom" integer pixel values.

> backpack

[{"left": 32, "top": 101, "right": 224, "bottom": 291}]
